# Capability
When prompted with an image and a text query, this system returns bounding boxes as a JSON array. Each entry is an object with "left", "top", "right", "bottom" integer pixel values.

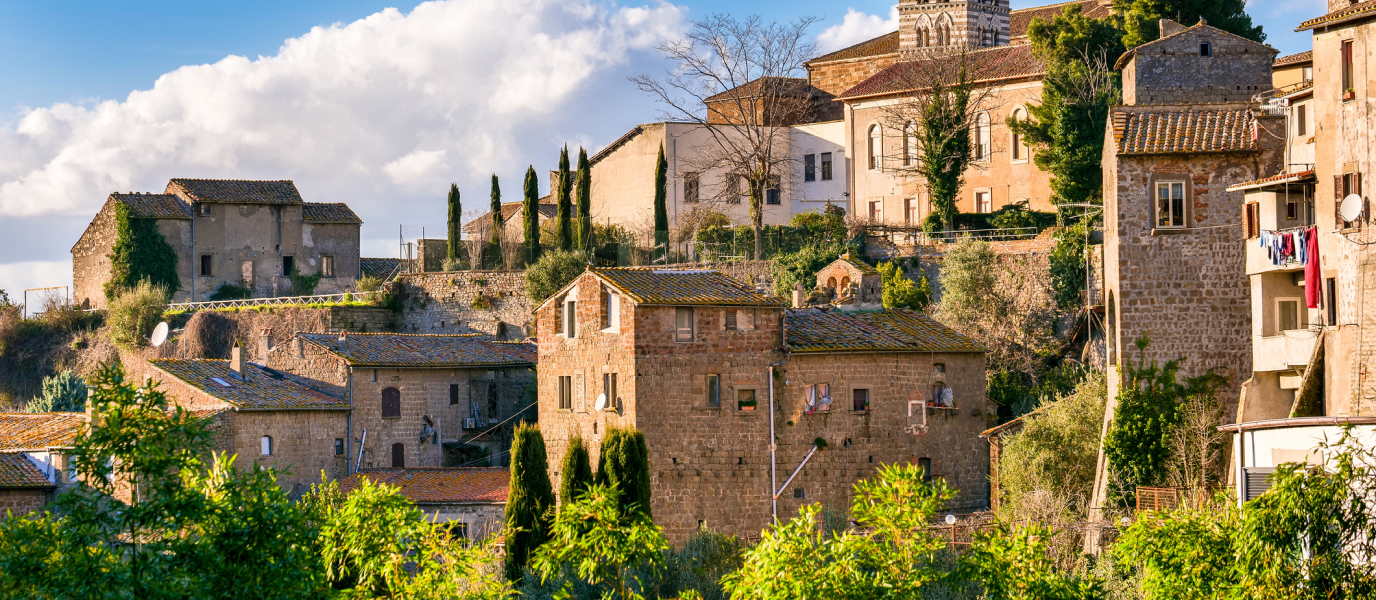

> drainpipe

[
  {"left": 768, "top": 312, "right": 791, "bottom": 525},
  {"left": 346, "top": 365, "right": 354, "bottom": 476},
  {"left": 189, "top": 207, "right": 197, "bottom": 302}
]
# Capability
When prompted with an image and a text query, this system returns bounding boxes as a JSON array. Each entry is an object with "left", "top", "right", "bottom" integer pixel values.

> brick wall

[
  {"left": 0, "top": 489, "right": 50, "bottom": 518},
  {"left": 422, "top": 502, "right": 505, "bottom": 539},
  {"left": 396, "top": 271, "right": 532, "bottom": 339},
  {"left": 808, "top": 56, "right": 899, "bottom": 97}
]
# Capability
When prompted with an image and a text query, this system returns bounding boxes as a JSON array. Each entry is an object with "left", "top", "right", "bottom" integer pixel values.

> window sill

[
  {"left": 1011, "top": 159, "right": 1029, "bottom": 165},
  {"left": 851, "top": 410, "right": 870, "bottom": 415},
  {"left": 1340, "top": 227, "right": 1361, "bottom": 234},
  {"left": 381, "top": 416, "right": 401, "bottom": 420},
  {"left": 1150, "top": 227, "right": 1191, "bottom": 236},
  {"left": 692, "top": 406, "right": 722, "bottom": 412},
  {"left": 735, "top": 409, "right": 759, "bottom": 415}
]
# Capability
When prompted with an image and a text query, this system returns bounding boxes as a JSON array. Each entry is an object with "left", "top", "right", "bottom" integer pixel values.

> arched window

[
  {"left": 382, "top": 387, "right": 401, "bottom": 418},
  {"left": 917, "top": 27, "right": 928, "bottom": 47},
  {"left": 973, "top": 112, "right": 991, "bottom": 161},
  {"left": 1010, "top": 108, "right": 1027, "bottom": 161},
  {"left": 840, "top": 276, "right": 851, "bottom": 291},
  {"left": 904, "top": 122, "right": 919, "bottom": 166},
  {"left": 938, "top": 24, "right": 949, "bottom": 46},
  {"left": 260, "top": 436, "right": 272, "bottom": 456},
  {"left": 391, "top": 442, "right": 405, "bottom": 468},
  {"left": 826, "top": 276, "right": 837, "bottom": 289},
  {"left": 868, "top": 125, "right": 882, "bottom": 170}
]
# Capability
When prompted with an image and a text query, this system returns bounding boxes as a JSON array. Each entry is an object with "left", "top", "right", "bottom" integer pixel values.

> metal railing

[
  {"left": 164, "top": 290, "right": 379, "bottom": 312},
  {"left": 866, "top": 225, "right": 1040, "bottom": 244}
]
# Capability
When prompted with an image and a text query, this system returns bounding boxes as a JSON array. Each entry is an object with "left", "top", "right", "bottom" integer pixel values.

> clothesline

[{"left": 1260, "top": 226, "right": 1316, "bottom": 268}]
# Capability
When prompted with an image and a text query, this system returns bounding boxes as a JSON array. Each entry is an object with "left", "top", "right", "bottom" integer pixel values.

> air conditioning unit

[{"left": 463, "top": 418, "right": 477, "bottom": 429}]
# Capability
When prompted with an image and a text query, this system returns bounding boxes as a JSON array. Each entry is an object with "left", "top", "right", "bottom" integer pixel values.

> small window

[
  {"left": 725, "top": 310, "right": 738, "bottom": 331},
  {"left": 391, "top": 443, "right": 405, "bottom": 468},
  {"left": 974, "top": 191, "right": 992, "bottom": 214},
  {"left": 558, "top": 376, "right": 573, "bottom": 410},
  {"left": 282, "top": 256, "right": 295, "bottom": 277},
  {"left": 793, "top": 488, "right": 805, "bottom": 499},
  {"left": 852, "top": 388, "right": 870, "bottom": 412},
  {"left": 1244, "top": 203, "right": 1260, "bottom": 239},
  {"left": 805, "top": 383, "right": 832, "bottom": 413},
  {"left": 707, "top": 374, "right": 721, "bottom": 408},
  {"left": 321, "top": 255, "right": 336, "bottom": 277},
  {"left": 804, "top": 154, "right": 816, "bottom": 182},
  {"left": 684, "top": 172, "right": 700, "bottom": 203},
  {"left": 564, "top": 300, "right": 578, "bottom": 338},
  {"left": 1155, "top": 182, "right": 1186, "bottom": 228},
  {"left": 601, "top": 288, "right": 616, "bottom": 330},
  {"left": 932, "top": 382, "right": 951, "bottom": 407},
  {"left": 450, "top": 383, "right": 460, "bottom": 405},
  {"left": 904, "top": 122, "right": 918, "bottom": 166},
  {"left": 1343, "top": 40, "right": 1355, "bottom": 93},
  {"left": 973, "top": 112, "right": 991, "bottom": 161},
  {"left": 260, "top": 436, "right": 273, "bottom": 456},
  {"left": 918, "top": 457, "right": 932, "bottom": 482},
  {"left": 334, "top": 438, "right": 345, "bottom": 456},
  {"left": 1010, "top": 108, "right": 1027, "bottom": 160},
  {"left": 1277, "top": 298, "right": 1303, "bottom": 332},
  {"left": 933, "top": 363, "right": 946, "bottom": 374},
  {"left": 675, "top": 307, "right": 694, "bottom": 342},
  {"left": 1302, "top": 66, "right": 1313, "bottom": 82},
  {"left": 1327, "top": 278, "right": 1338, "bottom": 325},
  {"left": 371, "top": 369, "right": 378, "bottom": 383},
  {"left": 868, "top": 125, "right": 881, "bottom": 170},
  {"left": 1285, "top": 199, "right": 1299, "bottom": 222},
  {"left": 821, "top": 152, "right": 833, "bottom": 180},
  {"left": 381, "top": 387, "right": 401, "bottom": 418},
  {"left": 868, "top": 200, "right": 882, "bottom": 223},
  {"left": 1199, "top": 42, "right": 1211, "bottom": 57},
  {"left": 737, "top": 389, "right": 758, "bottom": 411},
  {"left": 199, "top": 203, "right": 212, "bottom": 216},
  {"left": 200, "top": 254, "right": 213, "bottom": 277},
  {"left": 604, "top": 372, "right": 618, "bottom": 408},
  {"left": 765, "top": 176, "right": 781, "bottom": 205},
  {"left": 1297, "top": 104, "right": 1307, "bottom": 137},
  {"left": 904, "top": 198, "right": 917, "bottom": 225}
]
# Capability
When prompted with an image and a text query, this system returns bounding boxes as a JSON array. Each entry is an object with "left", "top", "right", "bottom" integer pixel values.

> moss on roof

[
  {"left": 785, "top": 308, "right": 984, "bottom": 354},
  {"left": 300, "top": 333, "right": 537, "bottom": 368},
  {"left": 149, "top": 359, "right": 350, "bottom": 410},
  {"left": 592, "top": 267, "right": 784, "bottom": 307}
]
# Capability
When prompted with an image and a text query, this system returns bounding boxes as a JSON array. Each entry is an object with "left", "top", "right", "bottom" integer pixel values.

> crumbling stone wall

[
  {"left": 395, "top": 271, "right": 532, "bottom": 339},
  {"left": 0, "top": 489, "right": 49, "bottom": 517}
]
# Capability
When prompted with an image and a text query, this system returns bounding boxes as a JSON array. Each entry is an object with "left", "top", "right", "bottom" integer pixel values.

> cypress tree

[
  {"left": 595, "top": 426, "right": 653, "bottom": 518},
  {"left": 555, "top": 145, "right": 573, "bottom": 251},
  {"left": 523, "top": 166, "right": 541, "bottom": 264},
  {"left": 653, "top": 144, "right": 669, "bottom": 263},
  {"left": 575, "top": 147, "right": 592, "bottom": 251},
  {"left": 488, "top": 174, "right": 503, "bottom": 269},
  {"left": 558, "top": 435, "right": 594, "bottom": 508},
  {"left": 105, "top": 201, "right": 179, "bottom": 301},
  {"left": 504, "top": 422, "right": 554, "bottom": 580},
  {"left": 446, "top": 183, "right": 462, "bottom": 264}
]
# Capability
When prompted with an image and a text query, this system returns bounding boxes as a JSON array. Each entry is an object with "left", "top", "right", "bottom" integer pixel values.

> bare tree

[
  {"left": 632, "top": 14, "right": 819, "bottom": 259},
  {"left": 876, "top": 46, "right": 1006, "bottom": 231}
]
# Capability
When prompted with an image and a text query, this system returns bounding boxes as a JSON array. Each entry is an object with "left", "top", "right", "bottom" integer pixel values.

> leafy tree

[
  {"left": 1049, "top": 219, "right": 1091, "bottom": 310},
  {"left": 556, "top": 146, "right": 573, "bottom": 251},
  {"left": 653, "top": 144, "right": 669, "bottom": 262},
  {"left": 489, "top": 174, "right": 504, "bottom": 267},
  {"left": 104, "top": 202, "right": 180, "bottom": 301},
  {"left": 999, "top": 372, "right": 1106, "bottom": 518},
  {"left": 935, "top": 238, "right": 999, "bottom": 326},
  {"left": 524, "top": 249, "right": 587, "bottom": 305},
  {"left": 505, "top": 422, "right": 555, "bottom": 580},
  {"left": 595, "top": 426, "right": 652, "bottom": 518},
  {"left": 532, "top": 483, "right": 669, "bottom": 600},
  {"left": 447, "top": 182, "right": 463, "bottom": 266},
  {"left": 875, "top": 260, "right": 930, "bottom": 311},
  {"left": 559, "top": 435, "right": 594, "bottom": 507},
  {"left": 769, "top": 242, "right": 848, "bottom": 297},
  {"left": 960, "top": 523, "right": 1103, "bottom": 599},
  {"left": 26, "top": 370, "right": 87, "bottom": 413},
  {"left": 1116, "top": 0, "right": 1264, "bottom": 48},
  {"left": 524, "top": 166, "right": 542, "bottom": 265},
  {"left": 1113, "top": 500, "right": 1240, "bottom": 599},
  {"left": 576, "top": 147, "right": 593, "bottom": 251}
]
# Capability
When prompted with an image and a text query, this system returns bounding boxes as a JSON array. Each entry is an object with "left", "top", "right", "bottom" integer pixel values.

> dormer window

[{"left": 1200, "top": 42, "right": 1211, "bottom": 57}]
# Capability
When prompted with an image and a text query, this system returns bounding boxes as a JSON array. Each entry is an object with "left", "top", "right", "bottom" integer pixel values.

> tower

[{"left": 898, "top": 0, "right": 1011, "bottom": 58}]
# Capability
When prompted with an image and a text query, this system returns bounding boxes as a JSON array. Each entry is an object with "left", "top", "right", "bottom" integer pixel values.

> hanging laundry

[{"left": 1305, "top": 227, "right": 1322, "bottom": 309}]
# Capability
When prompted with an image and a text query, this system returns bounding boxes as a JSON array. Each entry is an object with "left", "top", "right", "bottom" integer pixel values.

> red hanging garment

[{"left": 1305, "top": 227, "right": 1322, "bottom": 309}]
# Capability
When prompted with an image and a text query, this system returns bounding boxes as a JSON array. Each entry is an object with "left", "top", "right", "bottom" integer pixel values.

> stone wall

[
  {"left": 170, "top": 305, "right": 396, "bottom": 360},
  {"left": 0, "top": 489, "right": 50, "bottom": 517},
  {"left": 808, "top": 55, "right": 899, "bottom": 97},
  {"left": 395, "top": 271, "right": 532, "bottom": 339},
  {"left": 1123, "top": 25, "right": 1275, "bottom": 106},
  {"left": 422, "top": 502, "right": 505, "bottom": 539}
]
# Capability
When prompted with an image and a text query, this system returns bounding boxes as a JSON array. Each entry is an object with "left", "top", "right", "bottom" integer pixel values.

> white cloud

[
  {"left": 0, "top": 261, "right": 72, "bottom": 304},
  {"left": 815, "top": 6, "right": 898, "bottom": 54}
]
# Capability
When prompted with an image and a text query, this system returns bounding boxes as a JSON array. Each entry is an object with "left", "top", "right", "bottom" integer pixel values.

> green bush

[
  {"left": 288, "top": 266, "right": 323, "bottom": 297},
  {"left": 524, "top": 249, "right": 587, "bottom": 305},
  {"left": 875, "top": 260, "right": 930, "bottom": 311},
  {"left": 1050, "top": 220, "right": 1090, "bottom": 310},
  {"left": 999, "top": 371, "right": 1106, "bottom": 517},
  {"left": 696, "top": 208, "right": 847, "bottom": 261},
  {"left": 26, "top": 371, "right": 86, "bottom": 413},
  {"left": 922, "top": 204, "right": 1057, "bottom": 234},
  {"left": 769, "top": 242, "right": 848, "bottom": 297},
  {"left": 208, "top": 283, "right": 252, "bottom": 301},
  {"left": 108, "top": 280, "right": 169, "bottom": 347},
  {"left": 104, "top": 202, "right": 180, "bottom": 301}
]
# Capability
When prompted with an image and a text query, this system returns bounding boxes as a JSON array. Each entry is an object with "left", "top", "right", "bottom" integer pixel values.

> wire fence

[{"left": 164, "top": 290, "right": 381, "bottom": 312}]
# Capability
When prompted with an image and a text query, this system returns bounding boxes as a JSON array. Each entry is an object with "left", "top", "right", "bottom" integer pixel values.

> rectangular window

[
  {"left": 805, "top": 383, "right": 832, "bottom": 413},
  {"left": 852, "top": 388, "right": 870, "bottom": 412},
  {"left": 1199, "top": 42, "right": 1211, "bottom": 57},
  {"left": 601, "top": 288, "right": 618, "bottom": 330},
  {"left": 737, "top": 388, "right": 757, "bottom": 411},
  {"left": 869, "top": 199, "right": 883, "bottom": 222},
  {"left": 334, "top": 438, "right": 345, "bottom": 456},
  {"left": 564, "top": 301, "right": 577, "bottom": 338},
  {"left": 918, "top": 457, "right": 932, "bottom": 482},
  {"left": 765, "top": 176, "right": 781, "bottom": 205},
  {"left": 793, "top": 488, "right": 805, "bottom": 499},
  {"left": 1277, "top": 298, "right": 1303, "bottom": 332},
  {"left": 1286, "top": 198, "right": 1299, "bottom": 222},
  {"left": 1297, "top": 104, "right": 1307, "bottom": 137},
  {"left": 450, "top": 383, "right": 460, "bottom": 405},
  {"left": 558, "top": 376, "right": 573, "bottom": 410},
  {"left": 707, "top": 375, "right": 720, "bottom": 408},
  {"left": 604, "top": 373, "right": 618, "bottom": 407},
  {"left": 684, "top": 172, "right": 700, "bottom": 203},
  {"left": 321, "top": 255, "right": 336, "bottom": 277},
  {"left": 199, "top": 203, "right": 212, "bottom": 216},
  {"left": 371, "top": 369, "right": 378, "bottom": 383},
  {"left": 820, "top": 153, "right": 833, "bottom": 180},
  {"left": 282, "top": 255, "right": 295, "bottom": 277},
  {"left": 1343, "top": 40, "right": 1355, "bottom": 94},
  {"left": 1327, "top": 278, "right": 1338, "bottom": 325},
  {"left": 725, "top": 309, "right": 738, "bottom": 331},
  {"left": 200, "top": 254, "right": 213, "bottom": 277},
  {"left": 1244, "top": 203, "right": 1260, "bottom": 239},
  {"left": 1155, "top": 182, "right": 1186, "bottom": 228},
  {"left": 804, "top": 154, "right": 816, "bottom": 182},
  {"left": 974, "top": 191, "right": 991, "bottom": 214},
  {"left": 905, "top": 198, "right": 917, "bottom": 225},
  {"left": 1303, "top": 66, "right": 1313, "bottom": 82},
  {"left": 675, "top": 307, "right": 694, "bottom": 342}
]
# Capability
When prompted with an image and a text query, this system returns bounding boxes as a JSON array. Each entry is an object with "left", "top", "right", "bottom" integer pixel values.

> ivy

[{"left": 104, "top": 202, "right": 180, "bottom": 301}]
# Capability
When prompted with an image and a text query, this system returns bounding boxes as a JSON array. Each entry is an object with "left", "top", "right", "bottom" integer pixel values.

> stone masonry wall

[
  {"left": 0, "top": 489, "right": 50, "bottom": 518},
  {"left": 1124, "top": 27, "right": 1275, "bottom": 106},
  {"left": 808, "top": 55, "right": 898, "bottom": 97},
  {"left": 396, "top": 271, "right": 532, "bottom": 339}
]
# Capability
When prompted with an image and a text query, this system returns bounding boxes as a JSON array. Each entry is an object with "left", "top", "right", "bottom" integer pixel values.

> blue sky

[{"left": 0, "top": 0, "right": 1326, "bottom": 298}]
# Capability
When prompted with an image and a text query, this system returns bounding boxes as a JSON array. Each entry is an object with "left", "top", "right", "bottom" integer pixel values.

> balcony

[{"left": 1254, "top": 328, "right": 1319, "bottom": 373}]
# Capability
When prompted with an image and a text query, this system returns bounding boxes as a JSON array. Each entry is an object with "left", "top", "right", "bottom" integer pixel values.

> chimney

[
  {"left": 792, "top": 283, "right": 807, "bottom": 309},
  {"left": 258, "top": 328, "right": 274, "bottom": 365},
  {"left": 1159, "top": 18, "right": 1185, "bottom": 38},
  {"left": 338, "top": 330, "right": 348, "bottom": 354},
  {"left": 230, "top": 341, "right": 245, "bottom": 380}
]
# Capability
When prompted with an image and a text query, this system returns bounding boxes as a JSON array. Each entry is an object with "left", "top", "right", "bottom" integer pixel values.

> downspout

[
  {"left": 768, "top": 311, "right": 791, "bottom": 525},
  {"left": 189, "top": 207, "right": 196, "bottom": 302},
  {"left": 346, "top": 366, "right": 354, "bottom": 476}
]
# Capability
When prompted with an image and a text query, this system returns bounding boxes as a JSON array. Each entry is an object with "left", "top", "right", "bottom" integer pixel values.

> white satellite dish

[
  {"left": 594, "top": 393, "right": 608, "bottom": 411},
  {"left": 1341, "top": 194, "right": 1364, "bottom": 223},
  {"left": 150, "top": 322, "right": 170, "bottom": 347}
]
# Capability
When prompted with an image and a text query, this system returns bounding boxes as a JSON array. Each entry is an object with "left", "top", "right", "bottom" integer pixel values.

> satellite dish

[
  {"left": 150, "top": 322, "right": 170, "bottom": 347},
  {"left": 594, "top": 393, "right": 608, "bottom": 411},
  {"left": 1342, "top": 194, "right": 1363, "bottom": 223}
]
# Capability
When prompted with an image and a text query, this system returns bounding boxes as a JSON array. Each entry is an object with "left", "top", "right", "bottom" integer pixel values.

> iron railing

[
  {"left": 866, "top": 225, "right": 1040, "bottom": 244},
  {"left": 164, "top": 291, "right": 379, "bottom": 312}
]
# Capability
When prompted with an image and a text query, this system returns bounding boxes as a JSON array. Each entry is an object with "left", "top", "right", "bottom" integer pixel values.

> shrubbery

[
  {"left": 25, "top": 370, "right": 86, "bottom": 413},
  {"left": 107, "top": 279, "right": 169, "bottom": 347},
  {"left": 524, "top": 249, "right": 588, "bottom": 305}
]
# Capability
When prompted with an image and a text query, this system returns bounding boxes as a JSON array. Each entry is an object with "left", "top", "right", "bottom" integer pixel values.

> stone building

[
  {"left": 72, "top": 178, "right": 362, "bottom": 309},
  {"left": 338, "top": 467, "right": 508, "bottom": 539},
  {"left": 0, "top": 412, "right": 86, "bottom": 516},
  {"left": 536, "top": 261, "right": 987, "bottom": 543},
  {"left": 1089, "top": 20, "right": 1284, "bottom": 514}
]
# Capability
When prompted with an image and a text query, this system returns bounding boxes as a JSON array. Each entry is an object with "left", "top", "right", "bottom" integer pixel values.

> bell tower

[{"left": 898, "top": 0, "right": 1011, "bottom": 58}]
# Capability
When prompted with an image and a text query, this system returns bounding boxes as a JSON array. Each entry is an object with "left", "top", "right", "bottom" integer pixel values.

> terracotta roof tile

[
  {"left": 0, "top": 453, "right": 53, "bottom": 488},
  {"left": 360, "top": 257, "right": 410, "bottom": 280},
  {"left": 704, "top": 77, "right": 814, "bottom": 102},
  {"left": 1226, "top": 169, "right": 1317, "bottom": 192},
  {"left": 461, "top": 202, "right": 557, "bottom": 234},
  {"left": 302, "top": 202, "right": 362, "bottom": 224},
  {"left": 111, "top": 193, "right": 191, "bottom": 219},
  {"left": 339, "top": 468, "right": 509, "bottom": 503},
  {"left": 838, "top": 43, "right": 1044, "bottom": 100},
  {"left": 0, "top": 413, "right": 86, "bottom": 452},
  {"left": 1298, "top": 0, "right": 1376, "bottom": 31},
  {"left": 300, "top": 333, "right": 537, "bottom": 368},
  {"left": 837, "top": 255, "right": 880, "bottom": 275},
  {"left": 149, "top": 359, "right": 350, "bottom": 410},
  {"left": 785, "top": 308, "right": 984, "bottom": 354},
  {"left": 1113, "top": 108, "right": 1258, "bottom": 155},
  {"left": 592, "top": 267, "right": 784, "bottom": 307},
  {"left": 810, "top": 32, "right": 900, "bottom": 65},
  {"left": 1010, "top": 0, "right": 1111, "bottom": 38},
  {"left": 167, "top": 179, "right": 304, "bottom": 205},
  {"left": 1274, "top": 50, "right": 1313, "bottom": 67}
]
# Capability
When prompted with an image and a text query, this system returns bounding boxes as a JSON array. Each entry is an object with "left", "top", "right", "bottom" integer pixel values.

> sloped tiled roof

[
  {"left": 1113, "top": 108, "right": 1257, "bottom": 155},
  {"left": 0, "top": 453, "right": 53, "bottom": 489},
  {"left": 360, "top": 257, "right": 410, "bottom": 280},
  {"left": 1227, "top": 169, "right": 1316, "bottom": 192},
  {"left": 149, "top": 359, "right": 350, "bottom": 410},
  {"left": 785, "top": 308, "right": 985, "bottom": 354},
  {"left": 592, "top": 267, "right": 784, "bottom": 307},
  {"left": 166, "top": 179, "right": 304, "bottom": 205},
  {"left": 1010, "top": 0, "right": 1111, "bottom": 38},
  {"left": 302, "top": 202, "right": 362, "bottom": 224},
  {"left": 461, "top": 202, "right": 557, "bottom": 234},
  {"left": 300, "top": 333, "right": 537, "bottom": 368},
  {"left": 704, "top": 77, "right": 814, "bottom": 102},
  {"left": 838, "top": 43, "right": 1043, "bottom": 100},
  {"left": 1298, "top": 0, "right": 1376, "bottom": 31},
  {"left": 0, "top": 413, "right": 86, "bottom": 452},
  {"left": 339, "top": 468, "right": 509, "bottom": 503},
  {"left": 837, "top": 255, "right": 880, "bottom": 275},
  {"left": 111, "top": 193, "right": 191, "bottom": 219},
  {"left": 810, "top": 32, "right": 900, "bottom": 65},
  {"left": 1274, "top": 50, "right": 1313, "bottom": 67}
]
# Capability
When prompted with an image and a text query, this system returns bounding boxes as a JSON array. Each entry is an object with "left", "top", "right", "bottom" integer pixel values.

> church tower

[{"left": 898, "top": 0, "right": 1011, "bottom": 58}]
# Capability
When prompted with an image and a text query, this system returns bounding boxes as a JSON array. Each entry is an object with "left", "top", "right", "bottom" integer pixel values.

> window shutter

[
  {"left": 1337, "top": 176, "right": 1345, "bottom": 227},
  {"left": 1243, "top": 467, "right": 1275, "bottom": 502}
]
